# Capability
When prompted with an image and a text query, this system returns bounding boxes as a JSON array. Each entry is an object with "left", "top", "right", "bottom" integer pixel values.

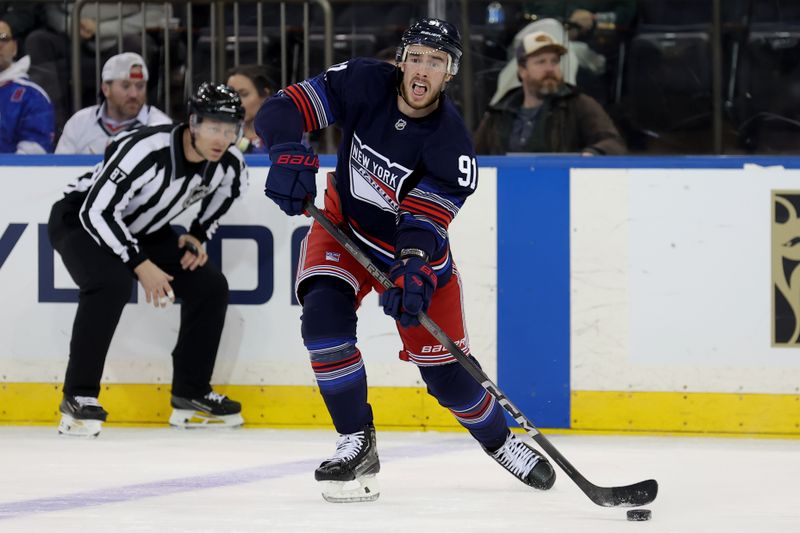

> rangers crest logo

[
  {"left": 394, "top": 119, "right": 406, "bottom": 131},
  {"left": 348, "top": 133, "right": 413, "bottom": 213}
]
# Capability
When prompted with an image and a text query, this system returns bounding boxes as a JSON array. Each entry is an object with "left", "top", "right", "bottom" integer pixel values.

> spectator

[
  {"left": 524, "top": 1, "right": 636, "bottom": 104},
  {"left": 226, "top": 64, "right": 275, "bottom": 154},
  {"left": 474, "top": 30, "right": 625, "bottom": 155},
  {"left": 0, "top": 19, "right": 54, "bottom": 154},
  {"left": 25, "top": 3, "right": 169, "bottom": 131},
  {"left": 490, "top": 18, "right": 580, "bottom": 107},
  {"left": 0, "top": 2, "right": 44, "bottom": 53},
  {"left": 57, "top": 53, "right": 171, "bottom": 154}
]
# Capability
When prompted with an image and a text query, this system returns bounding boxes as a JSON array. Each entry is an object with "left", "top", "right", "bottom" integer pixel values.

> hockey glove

[
  {"left": 380, "top": 254, "right": 438, "bottom": 328},
  {"left": 265, "top": 142, "right": 319, "bottom": 216}
]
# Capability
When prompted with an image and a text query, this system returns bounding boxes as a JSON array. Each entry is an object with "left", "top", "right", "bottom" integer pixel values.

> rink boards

[{"left": 1, "top": 154, "right": 799, "bottom": 435}]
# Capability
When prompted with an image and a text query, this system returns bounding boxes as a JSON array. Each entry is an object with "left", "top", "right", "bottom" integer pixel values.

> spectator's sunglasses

[{"left": 0, "top": 33, "right": 14, "bottom": 43}]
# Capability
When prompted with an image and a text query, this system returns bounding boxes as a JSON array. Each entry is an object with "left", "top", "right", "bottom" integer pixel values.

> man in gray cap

[
  {"left": 56, "top": 52, "right": 171, "bottom": 154},
  {"left": 474, "top": 30, "right": 625, "bottom": 155}
]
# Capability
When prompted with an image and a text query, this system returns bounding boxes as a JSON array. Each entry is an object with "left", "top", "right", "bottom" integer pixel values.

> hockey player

[
  {"left": 256, "top": 18, "right": 556, "bottom": 502},
  {"left": 48, "top": 83, "right": 248, "bottom": 437}
]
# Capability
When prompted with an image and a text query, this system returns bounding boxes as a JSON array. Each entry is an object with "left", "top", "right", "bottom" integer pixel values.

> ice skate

[
  {"left": 169, "top": 391, "right": 244, "bottom": 428},
  {"left": 487, "top": 432, "right": 556, "bottom": 490},
  {"left": 58, "top": 395, "right": 108, "bottom": 437},
  {"left": 315, "top": 423, "right": 381, "bottom": 503}
]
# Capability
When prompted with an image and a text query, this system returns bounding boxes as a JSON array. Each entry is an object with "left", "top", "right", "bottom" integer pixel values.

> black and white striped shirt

[{"left": 64, "top": 124, "right": 248, "bottom": 268}]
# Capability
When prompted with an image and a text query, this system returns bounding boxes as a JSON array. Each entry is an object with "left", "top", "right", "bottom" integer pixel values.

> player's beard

[{"left": 399, "top": 78, "right": 441, "bottom": 112}]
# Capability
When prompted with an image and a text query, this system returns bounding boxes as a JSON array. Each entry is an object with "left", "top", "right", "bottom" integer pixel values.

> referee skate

[
  {"left": 169, "top": 391, "right": 244, "bottom": 429},
  {"left": 57, "top": 395, "right": 108, "bottom": 438}
]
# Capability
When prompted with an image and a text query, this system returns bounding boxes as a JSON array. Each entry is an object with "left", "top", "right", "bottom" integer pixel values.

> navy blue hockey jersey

[{"left": 257, "top": 58, "right": 478, "bottom": 276}]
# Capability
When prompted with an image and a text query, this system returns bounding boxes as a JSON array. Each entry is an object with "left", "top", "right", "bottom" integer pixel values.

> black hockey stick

[{"left": 305, "top": 202, "right": 658, "bottom": 508}]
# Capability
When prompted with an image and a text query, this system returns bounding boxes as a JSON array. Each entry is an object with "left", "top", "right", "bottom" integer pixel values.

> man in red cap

[{"left": 56, "top": 52, "right": 171, "bottom": 154}]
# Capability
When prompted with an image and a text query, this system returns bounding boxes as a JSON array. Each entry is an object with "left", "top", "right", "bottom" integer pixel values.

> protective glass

[
  {"left": 191, "top": 116, "right": 243, "bottom": 143},
  {"left": 401, "top": 46, "right": 453, "bottom": 75}
]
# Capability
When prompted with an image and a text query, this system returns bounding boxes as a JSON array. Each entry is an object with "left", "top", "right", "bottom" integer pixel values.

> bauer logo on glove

[
  {"left": 275, "top": 153, "right": 320, "bottom": 168},
  {"left": 264, "top": 142, "right": 319, "bottom": 216}
]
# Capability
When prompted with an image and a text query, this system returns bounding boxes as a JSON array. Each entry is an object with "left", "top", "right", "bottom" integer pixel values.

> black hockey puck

[{"left": 627, "top": 509, "right": 652, "bottom": 521}]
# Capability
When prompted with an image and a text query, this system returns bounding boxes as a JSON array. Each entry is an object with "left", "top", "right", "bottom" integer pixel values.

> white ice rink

[{"left": 0, "top": 426, "right": 798, "bottom": 533}]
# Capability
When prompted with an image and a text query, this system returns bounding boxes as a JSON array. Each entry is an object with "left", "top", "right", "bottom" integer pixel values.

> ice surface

[{"left": 0, "top": 427, "right": 797, "bottom": 532}]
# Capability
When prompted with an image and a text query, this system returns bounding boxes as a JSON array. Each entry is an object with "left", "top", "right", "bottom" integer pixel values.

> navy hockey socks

[
  {"left": 307, "top": 337, "right": 372, "bottom": 434},
  {"left": 299, "top": 277, "right": 371, "bottom": 434},
  {"left": 420, "top": 362, "right": 509, "bottom": 451}
]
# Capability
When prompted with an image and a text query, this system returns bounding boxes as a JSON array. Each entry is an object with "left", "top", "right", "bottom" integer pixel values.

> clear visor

[
  {"left": 400, "top": 46, "right": 455, "bottom": 75},
  {"left": 190, "top": 115, "right": 243, "bottom": 143}
]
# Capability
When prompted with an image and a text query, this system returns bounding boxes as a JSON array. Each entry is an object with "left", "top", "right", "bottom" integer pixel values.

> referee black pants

[{"left": 48, "top": 199, "right": 229, "bottom": 399}]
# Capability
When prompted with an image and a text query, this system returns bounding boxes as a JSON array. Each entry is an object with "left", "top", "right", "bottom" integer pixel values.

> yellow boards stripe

[
  {"left": 0, "top": 383, "right": 462, "bottom": 431},
  {"left": 4, "top": 384, "right": 798, "bottom": 436},
  {"left": 572, "top": 390, "right": 800, "bottom": 435}
]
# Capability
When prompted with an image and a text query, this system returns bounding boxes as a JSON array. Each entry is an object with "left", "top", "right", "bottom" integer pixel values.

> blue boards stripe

[{"left": 497, "top": 164, "right": 571, "bottom": 428}]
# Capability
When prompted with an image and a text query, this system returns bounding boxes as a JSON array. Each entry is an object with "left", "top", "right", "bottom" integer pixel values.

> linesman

[{"left": 48, "top": 83, "right": 249, "bottom": 437}]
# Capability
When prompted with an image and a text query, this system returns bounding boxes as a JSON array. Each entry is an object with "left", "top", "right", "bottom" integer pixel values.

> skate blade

[
  {"left": 169, "top": 409, "right": 244, "bottom": 429},
  {"left": 320, "top": 475, "right": 380, "bottom": 503},
  {"left": 58, "top": 414, "right": 102, "bottom": 438}
]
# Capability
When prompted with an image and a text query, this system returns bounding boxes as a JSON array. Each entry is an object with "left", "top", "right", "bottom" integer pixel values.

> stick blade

[{"left": 588, "top": 479, "right": 658, "bottom": 507}]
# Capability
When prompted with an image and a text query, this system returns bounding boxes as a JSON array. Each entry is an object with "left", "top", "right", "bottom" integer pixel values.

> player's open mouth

[{"left": 411, "top": 81, "right": 428, "bottom": 97}]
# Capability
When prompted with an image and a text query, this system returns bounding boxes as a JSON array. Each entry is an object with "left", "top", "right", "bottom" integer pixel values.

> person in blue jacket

[{"left": 0, "top": 18, "right": 53, "bottom": 153}]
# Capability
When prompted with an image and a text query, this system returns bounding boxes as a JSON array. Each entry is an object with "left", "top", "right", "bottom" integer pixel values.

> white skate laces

[
  {"left": 204, "top": 391, "right": 227, "bottom": 403},
  {"left": 492, "top": 434, "right": 540, "bottom": 478},
  {"left": 74, "top": 395, "right": 102, "bottom": 407},
  {"left": 329, "top": 431, "right": 366, "bottom": 463},
  {"left": 168, "top": 391, "right": 244, "bottom": 429},
  {"left": 316, "top": 425, "right": 380, "bottom": 503},
  {"left": 58, "top": 395, "right": 107, "bottom": 438}
]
